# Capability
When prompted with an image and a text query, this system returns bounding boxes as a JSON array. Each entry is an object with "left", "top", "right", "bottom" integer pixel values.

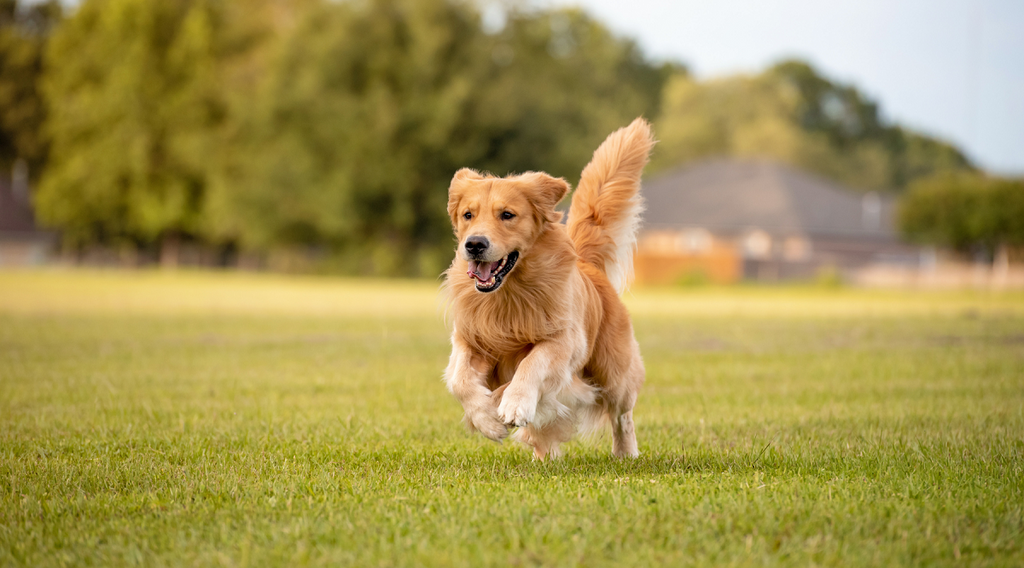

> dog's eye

[
  {"left": 501, "top": 211, "right": 516, "bottom": 220},
  {"left": 463, "top": 211, "right": 472, "bottom": 220}
]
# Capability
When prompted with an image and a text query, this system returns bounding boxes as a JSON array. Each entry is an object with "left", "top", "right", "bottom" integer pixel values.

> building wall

[
  {"left": 635, "top": 227, "right": 933, "bottom": 286},
  {"left": 635, "top": 229, "right": 741, "bottom": 284}
]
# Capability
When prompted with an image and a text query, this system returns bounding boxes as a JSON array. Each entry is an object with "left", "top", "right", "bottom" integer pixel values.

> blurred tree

[
  {"left": 209, "top": 1, "right": 671, "bottom": 275},
  {"left": 207, "top": 0, "right": 489, "bottom": 275},
  {"left": 899, "top": 174, "right": 1024, "bottom": 264},
  {"left": 652, "top": 59, "right": 974, "bottom": 192},
  {"left": 31, "top": 0, "right": 989, "bottom": 274},
  {"left": 464, "top": 7, "right": 677, "bottom": 183},
  {"left": 0, "top": 0, "right": 62, "bottom": 180},
  {"left": 36, "top": 0, "right": 225, "bottom": 262}
]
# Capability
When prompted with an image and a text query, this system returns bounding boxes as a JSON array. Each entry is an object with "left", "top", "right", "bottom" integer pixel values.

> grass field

[{"left": 1, "top": 270, "right": 1022, "bottom": 566}]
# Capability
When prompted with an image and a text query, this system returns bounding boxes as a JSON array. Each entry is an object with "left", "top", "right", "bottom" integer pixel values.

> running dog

[{"left": 443, "top": 118, "right": 655, "bottom": 459}]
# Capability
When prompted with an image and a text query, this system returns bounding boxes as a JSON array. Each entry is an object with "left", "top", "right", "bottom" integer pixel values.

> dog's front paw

[
  {"left": 466, "top": 406, "right": 508, "bottom": 442},
  {"left": 497, "top": 385, "right": 538, "bottom": 427}
]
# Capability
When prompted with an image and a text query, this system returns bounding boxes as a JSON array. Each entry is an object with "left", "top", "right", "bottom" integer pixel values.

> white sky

[{"left": 535, "top": 0, "right": 1024, "bottom": 176}]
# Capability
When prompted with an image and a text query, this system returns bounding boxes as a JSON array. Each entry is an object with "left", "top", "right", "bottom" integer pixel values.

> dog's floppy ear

[
  {"left": 448, "top": 168, "right": 483, "bottom": 226},
  {"left": 521, "top": 172, "right": 570, "bottom": 224}
]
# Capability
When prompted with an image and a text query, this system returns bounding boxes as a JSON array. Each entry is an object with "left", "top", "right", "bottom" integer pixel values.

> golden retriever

[{"left": 443, "top": 118, "right": 655, "bottom": 459}]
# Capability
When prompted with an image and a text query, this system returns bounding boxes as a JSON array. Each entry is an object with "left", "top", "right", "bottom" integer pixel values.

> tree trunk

[
  {"left": 160, "top": 233, "right": 181, "bottom": 269},
  {"left": 992, "top": 243, "right": 1009, "bottom": 289}
]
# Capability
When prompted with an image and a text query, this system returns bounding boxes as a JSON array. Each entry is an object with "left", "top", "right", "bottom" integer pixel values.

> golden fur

[{"left": 443, "top": 118, "right": 655, "bottom": 459}]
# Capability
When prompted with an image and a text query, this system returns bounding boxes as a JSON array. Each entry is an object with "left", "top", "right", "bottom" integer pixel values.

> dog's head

[{"left": 447, "top": 168, "right": 569, "bottom": 293}]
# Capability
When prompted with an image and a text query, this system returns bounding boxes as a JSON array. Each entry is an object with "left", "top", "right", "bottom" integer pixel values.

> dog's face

[{"left": 448, "top": 168, "right": 569, "bottom": 293}]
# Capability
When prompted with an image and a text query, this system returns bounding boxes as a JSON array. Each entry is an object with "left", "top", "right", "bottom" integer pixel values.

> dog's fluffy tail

[{"left": 567, "top": 118, "right": 655, "bottom": 293}]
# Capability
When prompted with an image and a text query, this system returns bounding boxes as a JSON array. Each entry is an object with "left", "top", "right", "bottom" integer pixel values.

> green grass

[{"left": 1, "top": 270, "right": 1022, "bottom": 566}]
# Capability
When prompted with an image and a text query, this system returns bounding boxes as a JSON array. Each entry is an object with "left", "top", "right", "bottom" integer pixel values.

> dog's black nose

[{"left": 464, "top": 236, "right": 490, "bottom": 257}]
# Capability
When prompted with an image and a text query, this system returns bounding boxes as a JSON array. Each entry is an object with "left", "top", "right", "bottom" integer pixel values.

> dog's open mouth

[{"left": 467, "top": 251, "right": 519, "bottom": 292}]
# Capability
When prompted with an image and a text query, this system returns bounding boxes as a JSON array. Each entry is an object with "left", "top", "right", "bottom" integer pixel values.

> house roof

[{"left": 641, "top": 159, "right": 898, "bottom": 240}]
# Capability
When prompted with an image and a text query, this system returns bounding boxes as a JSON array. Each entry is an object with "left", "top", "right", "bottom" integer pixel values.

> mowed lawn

[{"left": 1, "top": 270, "right": 1022, "bottom": 567}]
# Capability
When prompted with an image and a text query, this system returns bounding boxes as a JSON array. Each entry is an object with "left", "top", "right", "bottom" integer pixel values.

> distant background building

[{"left": 635, "top": 159, "right": 924, "bottom": 285}]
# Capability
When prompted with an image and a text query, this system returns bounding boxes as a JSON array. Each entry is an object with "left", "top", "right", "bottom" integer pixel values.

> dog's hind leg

[
  {"left": 611, "top": 409, "right": 638, "bottom": 458},
  {"left": 607, "top": 352, "right": 644, "bottom": 458}
]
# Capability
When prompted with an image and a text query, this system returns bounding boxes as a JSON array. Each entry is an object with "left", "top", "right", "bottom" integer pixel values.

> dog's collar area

[{"left": 469, "top": 250, "right": 519, "bottom": 293}]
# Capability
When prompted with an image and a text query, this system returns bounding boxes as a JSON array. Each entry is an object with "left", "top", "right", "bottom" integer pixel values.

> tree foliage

[
  {"left": 26, "top": 1, "right": 991, "bottom": 273},
  {"left": 899, "top": 174, "right": 1024, "bottom": 258},
  {"left": 205, "top": 0, "right": 668, "bottom": 274},
  {"left": 652, "top": 60, "right": 974, "bottom": 192},
  {"left": 36, "top": 0, "right": 226, "bottom": 248},
  {"left": 34, "top": 0, "right": 670, "bottom": 272},
  {"left": 0, "top": 0, "right": 61, "bottom": 178}
]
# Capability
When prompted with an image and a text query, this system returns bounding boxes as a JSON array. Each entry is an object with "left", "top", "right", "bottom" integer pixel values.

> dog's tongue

[{"left": 467, "top": 260, "right": 500, "bottom": 282}]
